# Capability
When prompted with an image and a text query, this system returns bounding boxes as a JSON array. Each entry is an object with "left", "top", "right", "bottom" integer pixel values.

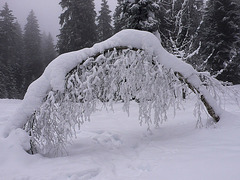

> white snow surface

[
  {"left": 0, "top": 96, "right": 240, "bottom": 180},
  {"left": 3, "top": 29, "right": 222, "bottom": 136}
]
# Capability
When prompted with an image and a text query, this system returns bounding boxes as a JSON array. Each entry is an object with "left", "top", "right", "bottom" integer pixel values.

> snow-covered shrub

[
  {"left": 24, "top": 48, "right": 191, "bottom": 155},
  {"left": 23, "top": 45, "right": 240, "bottom": 155},
  {"left": 12, "top": 29, "right": 238, "bottom": 156}
]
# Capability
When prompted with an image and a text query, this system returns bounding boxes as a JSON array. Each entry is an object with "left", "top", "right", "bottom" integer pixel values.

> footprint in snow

[
  {"left": 68, "top": 168, "right": 100, "bottom": 180},
  {"left": 92, "top": 131, "right": 122, "bottom": 149}
]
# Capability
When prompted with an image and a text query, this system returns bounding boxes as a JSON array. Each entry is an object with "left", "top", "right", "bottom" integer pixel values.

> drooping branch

[
  {"left": 24, "top": 46, "right": 223, "bottom": 155},
  {"left": 7, "top": 29, "right": 225, "bottom": 156},
  {"left": 66, "top": 46, "right": 221, "bottom": 122},
  {"left": 175, "top": 72, "right": 220, "bottom": 122}
]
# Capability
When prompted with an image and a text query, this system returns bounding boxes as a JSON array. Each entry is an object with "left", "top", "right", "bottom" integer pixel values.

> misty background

[
  {"left": 1, "top": 0, "right": 239, "bottom": 100},
  {"left": 0, "top": 0, "right": 117, "bottom": 43}
]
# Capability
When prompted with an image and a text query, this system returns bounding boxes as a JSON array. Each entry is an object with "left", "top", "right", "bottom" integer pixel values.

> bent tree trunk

[
  {"left": 7, "top": 30, "right": 223, "bottom": 155},
  {"left": 176, "top": 72, "right": 220, "bottom": 122},
  {"left": 67, "top": 46, "right": 221, "bottom": 122}
]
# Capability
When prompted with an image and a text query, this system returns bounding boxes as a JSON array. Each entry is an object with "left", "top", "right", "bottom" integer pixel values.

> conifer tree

[
  {"left": 0, "top": 3, "right": 16, "bottom": 65},
  {"left": 10, "top": 22, "right": 25, "bottom": 98},
  {"left": 0, "top": 3, "right": 24, "bottom": 98},
  {"left": 113, "top": 0, "right": 125, "bottom": 33},
  {"left": 97, "top": 0, "right": 113, "bottom": 42},
  {"left": 57, "top": 0, "right": 97, "bottom": 54},
  {"left": 23, "top": 10, "right": 43, "bottom": 91},
  {"left": 41, "top": 32, "right": 56, "bottom": 68},
  {"left": 0, "top": 3, "right": 14, "bottom": 98},
  {"left": 113, "top": 0, "right": 160, "bottom": 36},
  {"left": 197, "top": 0, "right": 240, "bottom": 83},
  {"left": 0, "top": 62, "right": 8, "bottom": 98}
]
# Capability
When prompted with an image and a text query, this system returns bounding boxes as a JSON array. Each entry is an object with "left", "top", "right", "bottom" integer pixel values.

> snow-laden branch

[
  {"left": 25, "top": 48, "right": 191, "bottom": 155},
  {"left": 3, "top": 29, "right": 228, "bottom": 155}
]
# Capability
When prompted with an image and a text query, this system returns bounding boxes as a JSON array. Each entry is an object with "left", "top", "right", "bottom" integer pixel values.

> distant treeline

[
  {"left": 1, "top": 0, "right": 240, "bottom": 99},
  {"left": 0, "top": 4, "right": 56, "bottom": 98},
  {"left": 57, "top": 0, "right": 240, "bottom": 85}
]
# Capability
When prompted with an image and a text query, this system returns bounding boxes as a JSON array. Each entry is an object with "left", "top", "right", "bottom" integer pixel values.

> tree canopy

[
  {"left": 23, "top": 10, "right": 43, "bottom": 91},
  {"left": 0, "top": 3, "right": 25, "bottom": 98},
  {"left": 57, "top": 0, "right": 97, "bottom": 54},
  {"left": 97, "top": 0, "right": 113, "bottom": 41},
  {"left": 113, "top": 0, "right": 161, "bottom": 37},
  {"left": 196, "top": 0, "right": 240, "bottom": 84},
  {"left": 0, "top": 4, "right": 56, "bottom": 99}
]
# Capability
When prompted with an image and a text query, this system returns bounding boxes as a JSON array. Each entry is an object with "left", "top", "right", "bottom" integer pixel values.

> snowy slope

[{"left": 0, "top": 95, "right": 240, "bottom": 180}]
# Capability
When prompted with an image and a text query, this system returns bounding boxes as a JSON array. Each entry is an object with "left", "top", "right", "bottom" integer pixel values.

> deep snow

[{"left": 0, "top": 95, "right": 240, "bottom": 180}]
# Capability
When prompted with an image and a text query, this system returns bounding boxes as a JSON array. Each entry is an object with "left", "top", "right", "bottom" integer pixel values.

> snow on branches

[
  {"left": 24, "top": 48, "right": 189, "bottom": 155},
  {"left": 5, "top": 29, "right": 238, "bottom": 156}
]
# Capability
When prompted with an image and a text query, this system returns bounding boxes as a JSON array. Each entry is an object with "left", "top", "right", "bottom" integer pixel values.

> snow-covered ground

[{"left": 0, "top": 94, "right": 240, "bottom": 180}]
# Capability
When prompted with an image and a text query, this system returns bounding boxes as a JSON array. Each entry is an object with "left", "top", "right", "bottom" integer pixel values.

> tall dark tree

[
  {"left": 97, "top": 0, "right": 113, "bottom": 42},
  {"left": 0, "top": 3, "right": 16, "bottom": 65},
  {"left": 0, "top": 3, "right": 24, "bottom": 98},
  {"left": 23, "top": 10, "right": 43, "bottom": 91},
  {"left": 0, "top": 61, "right": 8, "bottom": 98},
  {"left": 41, "top": 32, "right": 56, "bottom": 68},
  {"left": 113, "top": 0, "right": 160, "bottom": 35},
  {"left": 10, "top": 21, "right": 25, "bottom": 98},
  {"left": 113, "top": 0, "right": 125, "bottom": 33},
  {"left": 57, "top": 0, "right": 97, "bottom": 54},
  {"left": 196, "top": 0, "right": 240, "bottom": 83},
  {"left": 0, "top": 3, "right": 15, "bottom": 98}
]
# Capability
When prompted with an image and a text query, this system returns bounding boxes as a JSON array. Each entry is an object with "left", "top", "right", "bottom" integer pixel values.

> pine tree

[
  {"left": 57, "top": 0, "right": 97, "bottom": 54},
  {"left": 113, "top": 0, "right": 125, "bottom": 33},
  {"left": 197, "top": 0, "right": 240, "bottom": 83},
  {"left": 41, "top": 32, "right": 56, "bottom": 68},
  {"left": 0, "top": 3, "right": 16, "bottom": 65},
  {"left": 0, "top": 62, "right": 8, "bottom": 98},
  {"left": 0, "top": 3, "right": 25, "bottom": 98},
  {"left": 113, "top": 0, "right": 162, "bottom": 38},
  {"left": 97, "top": 0, "right": 113, "bottom": 42},
  {"left": 11, "top": 22, "right": 25, "bottom": 98},
  {"left": 23, "top": 10, "right": 43, "bottom": 91},
  {"left": 0, "top": 3, "right": 15, "bottom": 98}
]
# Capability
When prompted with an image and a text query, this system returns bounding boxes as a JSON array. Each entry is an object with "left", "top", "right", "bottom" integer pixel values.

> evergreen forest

[{"left": 1, "top": 0, "right": 240, "bottom": 99}]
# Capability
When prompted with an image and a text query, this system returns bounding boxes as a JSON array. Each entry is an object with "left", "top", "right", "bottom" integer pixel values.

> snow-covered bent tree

[{"left": 5, "top": 30, "right": 227, "bottom": 155}]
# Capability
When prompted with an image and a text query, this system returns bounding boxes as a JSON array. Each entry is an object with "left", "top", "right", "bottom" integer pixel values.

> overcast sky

[{"left": 0, "top": 0, "right": 117, "bottom": 43}]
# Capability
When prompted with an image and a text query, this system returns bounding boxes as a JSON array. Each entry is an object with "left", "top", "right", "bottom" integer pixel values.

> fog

[{"left": 0, "top": 0, "right": 117, "bottom": 43}]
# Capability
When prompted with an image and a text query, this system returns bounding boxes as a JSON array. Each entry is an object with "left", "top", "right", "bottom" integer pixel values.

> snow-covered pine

[{"left": 6, "top": 29, "right": 239, "bottom": 156}]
